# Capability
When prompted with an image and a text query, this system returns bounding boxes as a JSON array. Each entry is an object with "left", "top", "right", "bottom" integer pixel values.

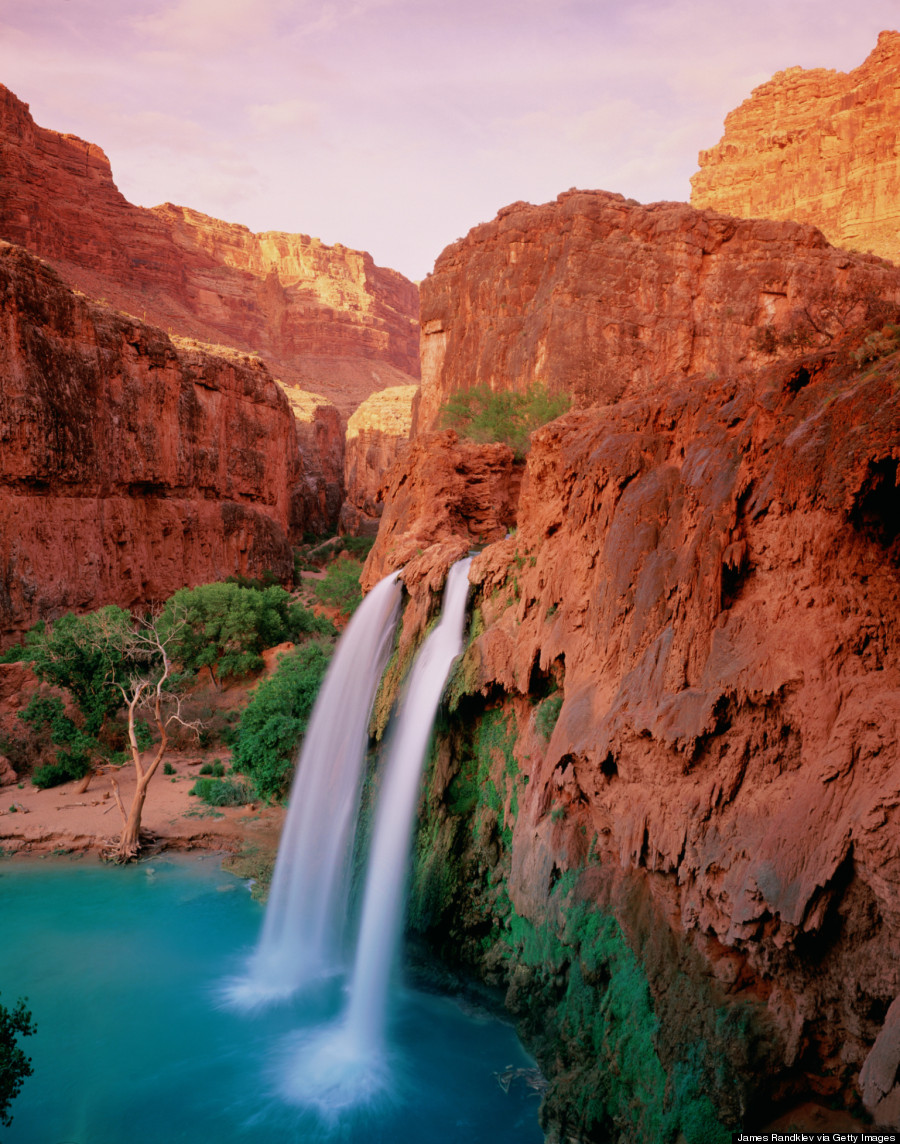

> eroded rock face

[
  {"left": 0, "top": 242, "right": 297, "bottom": 637},
  {"left": 360, "top": 430, "right": 521, "bottom": 591},
  {"left": 414, "top": 191, "right": 900, "bottom": 434},
  {"left": 340, "top": 384, "right": 417, "bottom": 536},
  {"left": 0, "top": 84, "right": 420, "bottom": 418},
  {"left": 691, "top": 31, "right": 900, "bottom": 265},
  {"left": 369, "top": 316, "right": 900, "bottom": 1131},
  {"left": 281, "top": 387, "right": 345, "bottom": 536}
]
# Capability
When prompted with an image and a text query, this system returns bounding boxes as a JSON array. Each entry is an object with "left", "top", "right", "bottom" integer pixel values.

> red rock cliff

[
  {"left": 367, "top": 199, "right": 900, "bottom": 1130},
  {"left": 340, "top": 384, "right": 418, "bottom": 536},
  {"left": 0, "top": 84, "right": 419, "bottom": 418},
  {"left": 691, "top": 31, "right": 900, "bottom": 265},
  {"left": 413, "top": 189, "right": 900, "bottom": 434},
  {"left": 414, "top": 191, "right": 900, "bottom": 434},
  {"left": 0, "top": 242, "right": 298, "bottom": 637}
]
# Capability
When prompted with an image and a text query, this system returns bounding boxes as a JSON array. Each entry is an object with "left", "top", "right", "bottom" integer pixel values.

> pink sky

[{"left": 0, "top": 0, "right": 896, "bottom": 280}]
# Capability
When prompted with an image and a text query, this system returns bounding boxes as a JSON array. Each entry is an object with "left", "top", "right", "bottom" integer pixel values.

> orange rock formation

[
  {"left": 414, "top": 191, "right": 900, "bottom": 434},
  {"left": 340, "top": 384, "right": 417, "bottom": 536},
  {"left": 0, "top": 242, "right": 299, "bottom": 637},
  {"left": 691, "top": 31, "right": 900, "bottom": 265},
  {"left": 0, "top": 84, "right": 419, "bottom": 419},
  {"left": 367, "top": 195, "right": 900, "bottom": 1130}
]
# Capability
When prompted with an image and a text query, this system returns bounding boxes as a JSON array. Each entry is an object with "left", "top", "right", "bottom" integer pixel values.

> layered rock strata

[
  {"left": 280, "top": 387, "right": 345, "bottom": 536},
  {"left": 340, "top": 384, "right": 417, "bottom": 536},
  {"left": 691, "top": 31, "right": 900, "bottom": 265},
  {"left": 366, "top": 205, "right": 900, "bottom": 1135},
  {"left": 414, "top": 190, "right": 900, "bottom": 434},
  {"left": 0, "top": 84, "right": 420, "bottom": 418},
  {"left": 0, "top": 242, "right": 298, "bottom": 637}
]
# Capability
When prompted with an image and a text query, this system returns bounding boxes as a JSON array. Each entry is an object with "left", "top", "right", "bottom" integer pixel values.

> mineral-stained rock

[
  {"left": 360, "top": 430, "right": 521, "bottom": 592},
  {"left": 0, "top": 242, "right": 298, "bottom": 637},
  {"left": 691, "top": 31, "right": 900, "bottom": 265},
  {"left": 371, "top": 309, "right": 900, "bottom": 1130},
  {"left": 414, "top": 190, "right": 900, "bottom": 433},
  {"left": 0, "top": 83, "right": 420, "bottom": 418},
  {"left": 340, "top": 384, "right": 417, "bottom": 536}
]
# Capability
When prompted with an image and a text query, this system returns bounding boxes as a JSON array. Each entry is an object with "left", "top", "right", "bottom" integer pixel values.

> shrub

[
  {"left": 20, "top": 696, "right": 92, "bottom": 789},
  {"left": 342, "top": 535, "right": 376, "bottom": 559},
  {"left": 440, "top": 381, "right": 571, "bottom": 458},
  {"left": 161, "top": 582, "right": 333, "bottom": 683},
  {"left": 189, "top": 777, "right": 253, "bottom": 807},
  {"left": 536, "top": 694, "right": 564, "bottom": 741},
  {"left": 231, "top": 641, "right": 332, "bottom": 801},
  {"left": 199, "top": 761, "right": 225, "bottom": 777},
  {"left": 163, "top": 762, "right": 176, "bottom": 776},
  {"left": 0, "top": 994, "right": 36, "bottom": 1128},
  {"left": 314, "top": 559, "right": 364, "bottom": 618}
]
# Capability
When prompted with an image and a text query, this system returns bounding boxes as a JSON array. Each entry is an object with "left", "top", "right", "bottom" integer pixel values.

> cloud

[{"left": 246, "top": 98, "right": 321, "bottom": 134}]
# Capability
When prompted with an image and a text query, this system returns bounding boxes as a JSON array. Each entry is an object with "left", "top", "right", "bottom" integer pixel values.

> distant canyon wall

[
  {"left": 0, "top": 83, "right": 420, "bottom": 419},
  {"left": 691, "top": 30, "right": 900, "bottom": 265},
  {"left": 0, "top": 242, "right": 299, "bottom": 637}
]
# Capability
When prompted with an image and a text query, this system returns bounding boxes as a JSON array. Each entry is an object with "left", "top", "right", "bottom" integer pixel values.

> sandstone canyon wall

[
  {"left": 414, "top": 190, "right": 900, "bottom": 435},
  {"left": 691, "top": 30, "right": 900, "bottom": 265},
  {"left": 0, "top": 84, "right": 420, "bottom": 418},
  {"left": 340, "top": 384, "right": 418, "bottom": 536},
  {"left": 365, "top": 197, "right": 900, "bottom": 1138},
  {"left": 0, "top": 241, "right": 299, "bottom": 638}
]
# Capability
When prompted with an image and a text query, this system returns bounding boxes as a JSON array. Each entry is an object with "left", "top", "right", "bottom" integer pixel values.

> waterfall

[
  {"left": 224, "top": 569, "right": 403, "bottom": 1007},
  {"left": 343, "top": 556, "right": 472, "bottom": 1053},
  {"left": 275, "top": 556, "right": 473, "bottom": 1111}
]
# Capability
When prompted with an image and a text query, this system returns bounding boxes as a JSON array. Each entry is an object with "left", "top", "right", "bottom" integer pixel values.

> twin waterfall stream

[{"left": 225, "top": 558, "right": 474, "bottom": 1113}]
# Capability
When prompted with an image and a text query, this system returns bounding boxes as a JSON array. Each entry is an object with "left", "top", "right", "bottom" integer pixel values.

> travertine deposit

[
  {"left": 0, "top": 84, "right": 420, "bottom": 418},
  {"left": 368, "top": 197, "right": 900, "bottom": 1135},
  {"left": 340, "top": 384, "right": 417, "bottom": 536},
  {"left": 414, "top": 191, "right": 900, "bottom": 434},
  {"left": 0, "top": 242, "right": 298, "bottom": 637},
  {"left": 691, "top": 31, "right": 900, "bottom": 265}
]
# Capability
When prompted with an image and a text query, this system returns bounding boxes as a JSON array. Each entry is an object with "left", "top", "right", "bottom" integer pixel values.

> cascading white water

[
  {"left": 343, "top": 556, "right": 473, "bottom": 1053},
  {"left": 276, "top": 557, "right": 473, "bottom": 1110},
  {"left": 225, "top": 569, "right": 403, "bottom": 1008}
]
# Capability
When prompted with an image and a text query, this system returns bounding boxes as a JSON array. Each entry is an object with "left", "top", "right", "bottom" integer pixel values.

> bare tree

[{"left": 106, "top": 612, "right": 200, "bottom": 862}]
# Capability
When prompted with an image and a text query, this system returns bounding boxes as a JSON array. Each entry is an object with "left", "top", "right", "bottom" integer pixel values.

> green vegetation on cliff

[
  {"left": 408, "top": 684, "right": 754, "bottom": 1144},
  {"left": 439, "top": 381, "right": 571, "bottom": 458}
]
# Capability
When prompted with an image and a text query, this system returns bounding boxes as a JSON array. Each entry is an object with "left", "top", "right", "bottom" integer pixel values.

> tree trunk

[{"left": 117, "top": 775, "right": 152, "bottom": 862}]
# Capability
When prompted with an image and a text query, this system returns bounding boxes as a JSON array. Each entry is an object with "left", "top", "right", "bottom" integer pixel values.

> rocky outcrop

[
  {"left": 280, "top": 387, "right": 345, "bottom": 536},
  {"left": 367, "top": 245, "right": 900, "bottom": 1132},
  {"left": 414, "top": 191, "right": 900, "bottom": 434},
  {"left": 0, "top": 242, "right": 298, "bottom": 637},
  {"left": 340, "top": 384, "right": 417, "bottom": 536},
  {"left": 361, "top": 430, "right": 520, "bottom": 588},
  {"left": 691, "top": 31, "right": 900, "bottom": 265},
  {"left": 0, "top": 84, "right": 420, "bottom": 418}
]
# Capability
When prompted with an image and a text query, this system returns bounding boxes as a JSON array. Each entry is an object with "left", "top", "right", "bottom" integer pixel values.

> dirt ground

[{"left": 0, "top": 748, "right": 285, "bottom": 861}]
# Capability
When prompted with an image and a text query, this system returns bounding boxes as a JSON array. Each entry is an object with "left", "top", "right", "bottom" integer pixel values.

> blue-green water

[{"left": 0, "top": 856, "right": 543, "bottom": 1144}]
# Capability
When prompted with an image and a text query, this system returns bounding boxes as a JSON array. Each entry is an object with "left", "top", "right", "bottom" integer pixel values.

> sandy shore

[{"left": 0, "top": 752, "right": 285, "bottom": 863}]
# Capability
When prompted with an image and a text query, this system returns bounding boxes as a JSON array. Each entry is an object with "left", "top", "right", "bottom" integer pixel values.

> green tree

[
  {"left": 161, "top": 582, "right": 332, "bottom": 685},
  {"left": 18, "top": 606, "right": 199, "bottom": 860},
  {"left": 19, "top": 606, "right": 137, "bottom": 788},
  {"left": 314, "top": 559, "right": 364, "bottom": 618},
  {"left": 439, "top": 380, "right": 571, "bottom": 458},
  {"left": 0, "top": 995, "right": 36, "bottom": 1129},
  {"left": 232, "top": 641, "right": 332, "bottom": 801}
]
